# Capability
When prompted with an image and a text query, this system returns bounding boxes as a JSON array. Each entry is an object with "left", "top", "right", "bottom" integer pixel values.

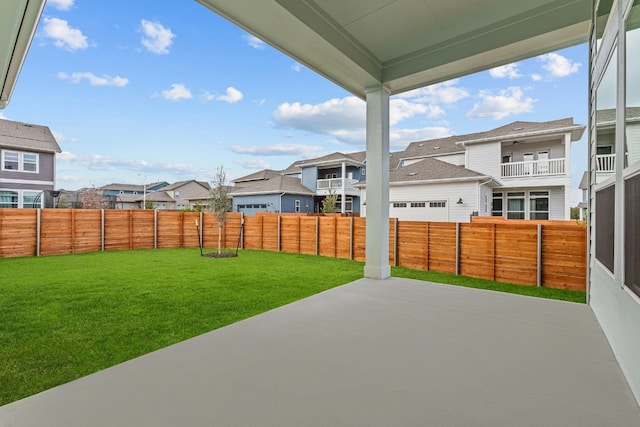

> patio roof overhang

[
  {"left": 196, "top": 0, "right": 592, "bottom": 280},
  {"left": 0, "top": 0, "right": 46, "bottom": 108},
  {"left": 196, "top": 0, "right": 591, "bottom": 98}
]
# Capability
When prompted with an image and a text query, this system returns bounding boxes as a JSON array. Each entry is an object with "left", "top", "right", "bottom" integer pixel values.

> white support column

[
  {"left": 364, "top": 85, "right": 391, "bottom": 280},
  {"left": 564, "top": 133, "right": 572, "bottom": 219}
]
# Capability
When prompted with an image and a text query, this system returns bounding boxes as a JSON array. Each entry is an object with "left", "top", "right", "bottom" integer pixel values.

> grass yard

[{"left": 0, "top": 249, "right": 586, "bottom": 406}]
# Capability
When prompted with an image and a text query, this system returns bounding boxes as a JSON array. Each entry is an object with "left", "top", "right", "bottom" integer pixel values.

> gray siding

[
  {"left": 301, "top": 167, "right": 317, "bottom": 191},
  {"left": 281, "top": 194, "right": 314, "bottom": 213},
  {"left": 0, "top": 150, "right": 55, "bottom": 185}
]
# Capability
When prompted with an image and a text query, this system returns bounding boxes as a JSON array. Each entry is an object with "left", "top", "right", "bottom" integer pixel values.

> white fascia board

[{"left": 456, "top": 126, "right": 586, "bottom": 147}]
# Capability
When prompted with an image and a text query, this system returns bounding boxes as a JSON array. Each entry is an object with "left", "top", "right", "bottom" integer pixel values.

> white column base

[{"left": 364, "top": 264, "right": 391, "bottom": 280}]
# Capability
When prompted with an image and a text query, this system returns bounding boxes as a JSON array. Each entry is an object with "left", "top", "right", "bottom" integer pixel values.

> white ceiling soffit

[
  {"left": 0, "top": 0, "right": 46, "bottom": 109},
  {"left": 196, "top": 0, "right": 591, "bottom": 98}
]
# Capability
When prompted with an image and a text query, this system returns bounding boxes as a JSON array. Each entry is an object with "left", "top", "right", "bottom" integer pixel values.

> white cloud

[
  {"left": 531, "top": 73, "right": 543, "bottom": 81},
  {"left": 466, "top": 87, "right": 536, "bottom": 120},
  {"left": 234, "top": 159, "right": 271, "bottom": 169},
  {"left": 0, "top": 113, "right": 9, "bottom": 120},
  {"left": 489, "top": 63, "right": 522, "bottom": 79},
  {"left": 231, "top": 143, "right": 324, "bottom": 158},
  {"left": 58, "top": 72, "right": 129, "bottom": 87},
  {"left": 539, "top": 53, "right": 581, "bottom": 78},
  {"left": 244, "top": 34, "right": 266, "bottom": 49},
  {"left": 51, "top": 130, "right": 77, "bottom": 143},
  {"left": 273, "top": 96, "right": 434, "bottom": 145},
  {"left": 140, "top": 20, "right": 175, "bottom": 55},
  {"left": 390, "top": 127, "right": 453, "bottom": 150},
  {"left": 161, "top": 83, "right": 192, "bottom": 101},
  {"left": 58, "top": 151, "right": 207, "bottom": 176},
  {"left": 217, "top": 87, "right": 243, "bottom": 104},
  {"left": 292, "top": 63, "right": 302, "bottom": 72},
  {"left": 42, "top": 17, "right": 88, "bottom": 51},
  {"left": 47, "top": 0, "right": 74, "bottom": 11},
  {"left": 396, "top": 79, "right": 469, "bottom": 104}
]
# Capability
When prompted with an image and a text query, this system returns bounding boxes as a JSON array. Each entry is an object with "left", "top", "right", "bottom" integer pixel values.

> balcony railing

[
  {"left": 596, "top": 154, "right": 615, "bottom": 172},
  {"left": 317, "top": 178, "right": 359, "bottom": 191},
  {"left": 501, "top": 158, "right": 565, "bottom": 178}
]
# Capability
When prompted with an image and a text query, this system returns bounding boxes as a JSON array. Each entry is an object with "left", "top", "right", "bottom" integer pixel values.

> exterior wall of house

[
  {"left": 361, "top": 181, "right": 479, "bottom": 222},
  {"left": 588, "top": 0, "right": 640, "bottom": 405},
  {"left": 502, "top": 139, "right": 565, "bottom": 162},
  {"left": 434, "top": 153, "right": 465, "bottom": 166},
  {"left": 171, "top": 182, "right": 209, "bottom": 210},
  {"left": 466, "top": 142, "right": 501, "bottom": 177},
  {"left": 281, "top": 194, "right": 315, "bottom": 213},
  {"left": 478, "top": 183, "right": 493, "bottom": 216},
  {"left": 0, "top": 150, "right": 56, "bottom": 185},
  {"left": 301, "top": 167, "right": 317, "bottom": 191},
  {"left": 492, "top": 186, "right": 565, "bottom": 220},
  {"left": 627, "top": 122, "right": 640, "bottom": 165},
  {"left": 233, "top": 194, "right": 280, "bottom": 215}
]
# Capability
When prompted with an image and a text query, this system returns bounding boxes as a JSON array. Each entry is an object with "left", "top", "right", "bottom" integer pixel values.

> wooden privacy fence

[{"left": 0, "top": 209, "right": 586, "bottom": 291}]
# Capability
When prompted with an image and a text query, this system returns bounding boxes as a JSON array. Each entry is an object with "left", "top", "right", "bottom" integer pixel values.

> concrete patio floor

[{"left": 1, "top": 277, "right": 639, "bottom": 426}]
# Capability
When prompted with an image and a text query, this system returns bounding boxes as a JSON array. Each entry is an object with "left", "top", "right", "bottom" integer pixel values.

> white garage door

[{"left": 390, "top": 201, "right": 448, "bottom": 221}]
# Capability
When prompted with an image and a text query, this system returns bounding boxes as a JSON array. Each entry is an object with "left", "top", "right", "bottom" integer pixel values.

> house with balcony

[
  {"left": 0, "top": 118, "right": 61, "bottom": 208},
  {"left": 358, "top": 118, "right": 585, "bottom": 222}
]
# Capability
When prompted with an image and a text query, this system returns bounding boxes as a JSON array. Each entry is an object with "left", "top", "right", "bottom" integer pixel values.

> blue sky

[{"left": 2, "top": 0, "right": 588, "bottom": 203}]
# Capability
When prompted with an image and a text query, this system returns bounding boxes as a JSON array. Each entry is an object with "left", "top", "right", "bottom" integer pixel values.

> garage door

[{"left": 390, "top": 201, "right": 448, "bottom": 221}]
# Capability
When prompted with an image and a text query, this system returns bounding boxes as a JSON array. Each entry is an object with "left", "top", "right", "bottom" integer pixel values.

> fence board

[
  {"left": 427, "top": 222, "right": 457, "bottom": 274},
  {"left": 353, "top": 217, "right": 366, "bottom": 262},
  {"left": 281, "top": 216, "right": 300, "bottom": 253},
  {"left": 0, "top": 209, "right": 37, "bottom": 257},
  {"left": 299, "top": 216, "right": 317, "bottom": 255},
  {"left": 318, "top": 217, "right": 336, "bottom": 257}
]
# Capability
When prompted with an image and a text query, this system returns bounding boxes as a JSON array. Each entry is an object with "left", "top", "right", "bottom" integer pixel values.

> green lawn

[{"left": 0, "top": 249, "right": 585, "bottom": 406}]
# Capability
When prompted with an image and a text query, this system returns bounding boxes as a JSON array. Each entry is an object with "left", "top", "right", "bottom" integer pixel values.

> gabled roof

[
  {"left": 579, "top": 172, "right": 589, "bottom": 190},
  {"left": 0, "top": 118, "right": 61, "bottom": 153},
  {"left": 294, "top": 151, "right": 366, "bottom": 168},
  {"left": 233, "top": 169, "right": 283, "bottom": 184},
  {"left": 162, "top": 180, "right": 211, "bottom": 191},
  {"left": 401, "top": 137, "right": 464, "bottom": 160},
  {"left": 456, "top": 118, "right": 585, "bottom": 146},
  {"left": 230, "top": 175, "right": 315, "bottom": 196},
  {"left": 100, "top": 183, "right": 145, "bottom": 192},
  {"left": 388, "top": 158, "right": 489, "bottom": 184}
]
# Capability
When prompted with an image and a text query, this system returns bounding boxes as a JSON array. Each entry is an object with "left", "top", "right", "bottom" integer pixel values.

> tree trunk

[{"left": 218, "top": 224, "right": 222, "bottom": 254}]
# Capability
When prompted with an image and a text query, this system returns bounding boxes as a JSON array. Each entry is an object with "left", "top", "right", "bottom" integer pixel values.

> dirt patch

[{"left": 202, "top": 252, "right": 238, "bottom": 258}]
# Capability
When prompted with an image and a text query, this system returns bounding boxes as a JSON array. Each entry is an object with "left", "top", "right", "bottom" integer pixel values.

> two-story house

[
  {"left": 100, "top": 181, "right": 169, "bottom": 209},
  {"left": 230, "top": 152, "right": 366, "bottom": 215},
  {"left": 144, "top": 180, "right": 210, "bottom": 210},
  {"left": 0, "top": 118, "right": 61, "bottom": 208},
  {"left": 363, "top": 118, "right": 584, "bottom": 222}
]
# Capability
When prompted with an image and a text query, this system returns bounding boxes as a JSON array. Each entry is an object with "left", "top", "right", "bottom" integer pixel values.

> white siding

[
  {"left": 466, "top": 142, "right": 501, "bottom": 176},
  {"left": 626, "top": 122, "right": 640, "bottom": 166},
  {"left": 362, "top": 181, "right": 480, "bottom": 222},
  {"left": 548, "top": 187, "right": 566, "bottom": 220},
  {"left": 503, "top": 139, "right": 565, "bottom": 162},
  {"left": 478, "top": 183, "right": 493, "bottom": 216},
  {"left": 433, "top": 153, "right": 465, "bottom": 166}
]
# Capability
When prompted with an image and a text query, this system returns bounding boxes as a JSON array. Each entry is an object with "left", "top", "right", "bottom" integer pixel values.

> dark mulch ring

[{"left": 202, "top": 252, "right": 238, "bottom": 258}]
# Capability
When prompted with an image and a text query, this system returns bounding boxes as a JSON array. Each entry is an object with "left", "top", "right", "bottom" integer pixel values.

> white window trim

[
  {"left": 0, "top": 189, "right": 43, "bottom": 208},
  {"left": 1, "top": 150, "right": 39, "bottom": 173}
]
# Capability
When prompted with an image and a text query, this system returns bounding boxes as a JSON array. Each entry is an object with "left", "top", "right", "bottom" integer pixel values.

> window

[
  {"left": 506, "top": 192, "right": 525, "bottom": 219},
  {"left": 502, "top": 154, "right": 512, "bottom": 163},
  {"left": 492, "top": 192, "right": 503, "bottom": 217},
  {"left": 325, "top": 173, "right": 337, "bottom": 179},
  {"left": 529, "top": 191, "right": 549, "bottom": 220},
  {"left": 596, "top": 184, "right": 615, "bottom": 273},
  {"left": 1, "top": 150, "right": 38, "bottom": 172},
  {"left": 597, "top": 145, "right": 613, "bottom": 155},
  {"left": 392, "top": 202, "right": 407, "bottom": 208},
  {"left": 429, "top": 201, "right": 446, "bottom": 208},
  {"left": 336, "top": 197, "right": 353, "bottom": 212},
  {"left": 174, "top": 191, "right": 180, "bottom": 198},
  {"left": 295, "top": 200, "right": 300, "bottom": 213},
  {"left": 0, "top": 190, "right": 42, "bottom": 208},
  {"left": 0, "top": 191, "right": 19, "bottom": 208},
  {"left": 523, "top": 153, "right": 534, "bottom": 175},
  {"left": 411, "top": 202, "right": 426, "bottom": 208},
  {"left": 536, "top": 151, "right": 550, "bottom": 174},
  {"left": 625, "top": 173, "right": 640, "bottom": 297}
]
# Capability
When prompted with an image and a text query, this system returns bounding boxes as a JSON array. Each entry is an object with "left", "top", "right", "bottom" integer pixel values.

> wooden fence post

[
  {"left": 129, "top": 210, "right": 133, "bottom": 250},
  {"left": 277, "top": 215, "right": 281, "bottom": 252},
  {"left": 424, "top": 222, "right": 429, "bottom": 271},
  {"left": 315, "top": 216, "right": 319, "bottom": 256},
  {"left": 455, "top": 222, "right": 460, "bottom": 276},
  {"left": 36, "top": 209, "right": 41, "bottom": 257},
  {"left": 199, "top": 211, "right": 204, "bottom": 249},
  {"left": 101, "top": 209, "right": 105, "bottom": 252},
  {"left": 393, "top": 218, "right": 398, "bottom": 266},
  {"left": 71, "top": 209, "right": 76, "bottom": 253},
  {"left": 350, "top": 216, "right": 354, "bottom": 260},
  {"left": 537, "top": 224, "right": 542, "bottom": 287},
  {"left": 153, "top": 209, "right": 157, "bottom": 249},
  {"left": 491, "top": 223, "right": 496, "bottom": 281}
]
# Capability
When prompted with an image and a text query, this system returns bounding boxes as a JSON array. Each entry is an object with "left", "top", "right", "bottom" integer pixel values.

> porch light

[{"left": 457, "top": 198, "right": 463, "bottom": 204}]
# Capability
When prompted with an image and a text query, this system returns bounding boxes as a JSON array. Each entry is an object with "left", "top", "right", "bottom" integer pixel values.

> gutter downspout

[{"left": 279, "top": 192, "right": 285, "bottom": 213}]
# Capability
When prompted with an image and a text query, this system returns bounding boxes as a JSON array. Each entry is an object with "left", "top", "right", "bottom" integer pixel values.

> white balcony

[
  {"left": 596, "top": 154, "right": 615, "bottom": 172},
  {"left": 316, "top": 178, "right": 359, "bottom": 195},
  {"left": 501, "top": 158, "right": 566, "bottom": 178}
]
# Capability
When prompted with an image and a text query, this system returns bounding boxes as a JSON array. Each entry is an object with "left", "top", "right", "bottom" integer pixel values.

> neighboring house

[
  {"left": 359, "top": 118, "right": 585, "bottom": 222},
  {"left": 0, "top": 118, "right": 61, "bottom": 208},
  {"left": 100, "top": 181, "right": 169, "bottom": 209},
  {"left": 359, "top": 155, "right": 499, "bottom": 222},
  {"left": 592, "top": 107, "right": 640, "bottom": 184},
  {"left": 230, "top": 175, "right": 315, "bottom": 215},
  {"left": 145, "top": 180, "right": 210, "bottom": 210},
  {"left": 577, "top": 172, "right": 588, "bottom": 221}
]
